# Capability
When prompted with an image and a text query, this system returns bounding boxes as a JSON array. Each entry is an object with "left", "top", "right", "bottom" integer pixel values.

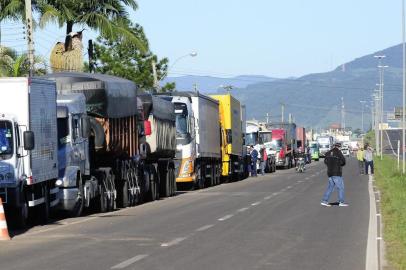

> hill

[
  {"left": 161, "top": 75, "right": 277, "bottom": 93},
  {"left": 227, "top": 44, "right": 403, "bottom": 130}
]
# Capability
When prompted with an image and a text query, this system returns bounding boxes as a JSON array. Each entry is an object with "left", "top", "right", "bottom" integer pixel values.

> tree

[
  {"left": 90, "top": 23, "right": 175, "bottom": 92},
  {"left": 0, "top": 45, "right": 46, "bottom": 77},
  {"left": 0, "top": 0, "right": 146, "bottom": 52}
]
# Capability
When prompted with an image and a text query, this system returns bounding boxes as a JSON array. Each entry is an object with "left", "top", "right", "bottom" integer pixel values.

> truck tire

[
  {"left": 171, "top": 167, "right": 177, "bottom": 196},
  {"left": 98, "top": 184, "right": 108, "bottom": 213},
  {"left": 39, "top": 185, "right": 50, "bottom": 225},
  {"left": 159, "top": 165, "right": 171, "bottom": 198},
  {"left": 12, "top": 203, "right": 28, "bottom": 229},
  {"left": 70, "top": 174, "right": 84, "bottom": 217},
  {"left": 195, "top": 164, "right": 204, "bottom": 189},
  {"left": 121, "top": 180, "right": 130, "bottom": 208}
]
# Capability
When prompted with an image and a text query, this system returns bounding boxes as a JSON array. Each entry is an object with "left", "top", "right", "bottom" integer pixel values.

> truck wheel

[
  {"left": 121, "top": 180, "right": 130, "bottom": 208},
  {"left": 159, "top": 166, "right": 171, "bottom": 198},
  {"left": 13, "top": 202, "right": 28, "bottom": 229},
  {"left": 195, "top": 165, "right": 204, "bottom": 189},
  {"left": 149, "top": 171, "right": 157, "bottom": 201},
  {"left": 171, "top": 167, "right": 177, "bottom": 196},
  {"left": 39, "top": 185, "right": 50, "bottom": 225},
  {"left": 70, "top": 177, "right": 84, "bottom": 217},
  {"left": 98, "top": 184, "right": 108, "bottom": 213}
]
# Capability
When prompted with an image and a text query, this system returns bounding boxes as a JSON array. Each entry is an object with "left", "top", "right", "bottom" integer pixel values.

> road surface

[{"left": 0, "top": 159, "right": 370, "bottom": 270}]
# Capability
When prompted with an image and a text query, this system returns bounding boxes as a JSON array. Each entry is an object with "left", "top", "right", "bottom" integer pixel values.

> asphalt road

[{"left": 0, "top": 159, "right": 370, "bottom": 270}]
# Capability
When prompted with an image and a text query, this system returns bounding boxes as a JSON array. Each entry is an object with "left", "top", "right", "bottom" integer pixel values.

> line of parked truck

[{"left": 0, "top": 72, "right": 315, "bottom": 228}]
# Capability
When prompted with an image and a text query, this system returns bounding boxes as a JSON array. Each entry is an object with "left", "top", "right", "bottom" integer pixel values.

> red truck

[{"left": 270, "top": 123, "right": 297, "bottom": 169}]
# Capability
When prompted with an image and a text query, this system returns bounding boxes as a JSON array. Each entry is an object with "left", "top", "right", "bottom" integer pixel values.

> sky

[{"left": 0, "top": 0, "right": 402, "bottom": 78}]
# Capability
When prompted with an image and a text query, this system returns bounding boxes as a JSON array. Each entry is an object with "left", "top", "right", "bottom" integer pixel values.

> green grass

[{"left": 375, "top": 156, "right": 406, "bottom": 270}]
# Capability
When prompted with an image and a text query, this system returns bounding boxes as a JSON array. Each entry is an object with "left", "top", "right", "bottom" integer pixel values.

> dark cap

[{"left": 334, "top": 142, "right": 341, "bottom": 147}]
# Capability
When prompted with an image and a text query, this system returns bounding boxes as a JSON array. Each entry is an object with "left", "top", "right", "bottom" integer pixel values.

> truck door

[{"left": 71, "top": 115, "right": 87, "bottom": 173}]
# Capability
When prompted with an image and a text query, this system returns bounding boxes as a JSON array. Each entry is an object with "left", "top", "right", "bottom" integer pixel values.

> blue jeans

[
  {"left": 365, "top": 161, "right": 374, "bottom": 175},
  {"left": 322, "top": 176, "right": 345, "bottom": 203},
  {"left": 260, "top": 161, "right": 266, "bottom": 175}
]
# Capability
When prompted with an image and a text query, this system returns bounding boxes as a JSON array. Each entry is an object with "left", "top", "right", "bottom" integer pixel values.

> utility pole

[
  {"left": 88, "top": 40, "right": 94, "bottom": 73},
  {"left": 403, "top": 0, "right": 406, "bottom": 173},
  {"left": 280, "top": 103, "right": 285, "bottom": 123},
  {"left": 266, "top": 113, "right": 269, "bottom": 124},
  {"left": 360, "top": 101, "right": 366, "bottom": 132},
  {"left": 193, "top": 83, "right": 198, "bottom": 93},
  {"left": 25, "top": 0, "right": 34, "bottom": 77},
  {"left": 288, "top": 113, "right": 292, "bottom": 123},
  {"left": 374, "top": 93, "right": 380, "bottom": 155}
]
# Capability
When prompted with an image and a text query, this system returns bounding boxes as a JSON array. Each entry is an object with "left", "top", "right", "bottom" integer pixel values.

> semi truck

[
  {"left": 161, "top": 92, "right": 221, "bottom": 190},
  {"left": 43, "top": 72, "right": 176, "bottom": 217},
  {"left": 317, "top": 135, "right": 334, "bottom": 157},
  {"left": 269, "top": 122, "right": 297, "bottom": 169},
  {"left": 209, "top": 94, "right": 244, "bottom": 181},
  {"left": 0, "top": 78, "right": 59, "bottom": 227}
]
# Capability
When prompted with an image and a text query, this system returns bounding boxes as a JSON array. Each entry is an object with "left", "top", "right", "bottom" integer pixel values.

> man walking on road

[
  {"left": 356, "top": 145, "right": 365, "bottom": 175},
  {"left": 321, "top": 142, "right": 348, "bottom": 207},
  {"left": 364, "top": 145, "right": 374, "bottom": 175}
]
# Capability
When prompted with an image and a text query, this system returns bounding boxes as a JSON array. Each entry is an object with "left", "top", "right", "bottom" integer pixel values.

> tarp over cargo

[
  {"left": 41, "top": 72, "right": 138, "bottom": 118},
  {"left": 138, "top": 94, "right": 175, "bottom": 122}
]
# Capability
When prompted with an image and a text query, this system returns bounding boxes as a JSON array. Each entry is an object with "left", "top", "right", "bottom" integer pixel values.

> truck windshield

[
  {"left": 175, "top": 114, "right": 188, "bottom": 134},
  {"left": 57, "top": 117, "right": 70, "bottom": 148},
  {"left": 0, "top": 121, "right": 13, "bottom": 159},
  {"left": 271, "top": 139, "right": 283, "bottom": 150},
  {"left": 310, "top": 143, "right": 318, "bottom": 149},
  {"left": 260, "top": 132, "right": 272, "bottom": 143},
  {"left": 245, "top": 133, "right": 258, "bottom": 146}
]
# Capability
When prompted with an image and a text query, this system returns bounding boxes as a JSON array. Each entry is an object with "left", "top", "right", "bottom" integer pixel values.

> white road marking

[
  {"left": 365, "top": 174, "right": 379, "bottom": 270},
  {"left": 218, "top": 214, "right": 234, "bottom": 221},
  {"left": 377, "top": 237, "right": 382, "bottom": 240},
  {"left": 376, "top": 214, "right": 381, "bottom": 216},
  {"left": 251, "top": 201, "right": 261, "bottom": 206},
  {"left": 111, "top": 254, "right": 149, "bottom": 269},
  {"left": 286, "top": 186, "right": 292, "bottom": 189},
  {"left": 264, "top": 196, "right": 272, "bottom": 200},
  {"left": 160, "top": 237, "right": 188, "bottom": 247},
  {"left": 237, "top": 207, "right": 250, "bottom": 212},
  {"left": 195, "top": 224, "right": 214, "bottom": 232},
  {"left": 272, "top": 192, "right": 279, "bottom": 196}
]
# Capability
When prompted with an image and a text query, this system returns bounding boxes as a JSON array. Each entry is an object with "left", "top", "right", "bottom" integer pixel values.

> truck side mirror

[
  {"left": 81, "top": 116, "right": 91, "bottom": 138},
  {"left": 226, "top": 129, "right": 232, "bottom": 144},
  {"left": 23, "top": 131, "right": 35, "bottom": 151}
]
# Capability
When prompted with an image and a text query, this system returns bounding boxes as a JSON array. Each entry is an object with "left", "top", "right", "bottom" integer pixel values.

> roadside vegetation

[{"left": 375, "top": 156, "right": 406, "bottom": 269}]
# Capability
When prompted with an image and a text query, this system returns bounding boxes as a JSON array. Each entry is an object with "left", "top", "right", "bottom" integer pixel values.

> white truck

[
  {"left": 317, "top": 135, "right": 334, "bottom": 157},
  {"left": 161, "top": 92, "right": 221, "bottom": 189},
  {"left": 0, "top": 78, "right": 59, "bottom": 227}
]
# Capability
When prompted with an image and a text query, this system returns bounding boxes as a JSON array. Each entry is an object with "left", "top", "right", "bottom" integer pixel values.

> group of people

[
  {"left": 247, "top": 145, "right": 267, "bottom": 177},
  {"left": 356, "top": 144, "right": 374, "bottom": 175}
]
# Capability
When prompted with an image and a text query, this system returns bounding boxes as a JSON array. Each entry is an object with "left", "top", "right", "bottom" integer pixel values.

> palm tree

[
  {"left": 0, "top": 45, "right": 46, "bottom": 77},
  {"left": 0, "top": 0, "right": 146, "bottom": 52}
]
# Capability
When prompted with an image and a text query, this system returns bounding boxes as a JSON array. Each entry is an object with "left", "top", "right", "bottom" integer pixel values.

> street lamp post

[
  {"left": 151, "top": 52, "right": 197, "bottom": 93},
  {"left": 360, "top": 100, "right": 366, "bottom": 132},
  {"left": 403, "top": 0, "right": 406, "bottom": 173}
]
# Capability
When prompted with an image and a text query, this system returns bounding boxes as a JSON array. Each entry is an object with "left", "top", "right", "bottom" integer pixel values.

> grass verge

[{"left": 375, "top": 156, "right": 406, "bottom": 270}]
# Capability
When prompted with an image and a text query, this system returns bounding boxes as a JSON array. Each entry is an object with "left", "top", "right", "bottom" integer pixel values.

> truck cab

[
  {"left": 55, "top": 94, "right": 91, "bottom": 213},
  {"left": 171, "top": 96, "right": 196, "bottom": 183},
  {"left": 271, "top": 129, "right": 293, "bottom": 169}
]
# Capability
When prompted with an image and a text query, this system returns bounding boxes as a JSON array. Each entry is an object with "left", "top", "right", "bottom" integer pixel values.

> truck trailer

[
  {"left": 0, "top": 78, "right": 59, "bottom": 227},
  {"left": 161, "top": 92, "right": 221, "bottom": 190}
]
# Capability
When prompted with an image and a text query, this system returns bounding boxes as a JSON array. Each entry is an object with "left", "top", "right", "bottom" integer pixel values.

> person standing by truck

[
  {"left": 321, "top": 143, "right": 348, "bottom": 207},
  {"left": 260, "top": 146, "right": 267, "bottom": 176},
  {"left": 250, "top": 145, "right": 258, "bottom": 177},
  {"left": 356, "top": 145, "right": 365, "bottom": 175}
]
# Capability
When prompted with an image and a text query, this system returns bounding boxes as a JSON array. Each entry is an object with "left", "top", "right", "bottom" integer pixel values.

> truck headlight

[{"left": 181, "top": 159, "right": 193, "bottom": 175}]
